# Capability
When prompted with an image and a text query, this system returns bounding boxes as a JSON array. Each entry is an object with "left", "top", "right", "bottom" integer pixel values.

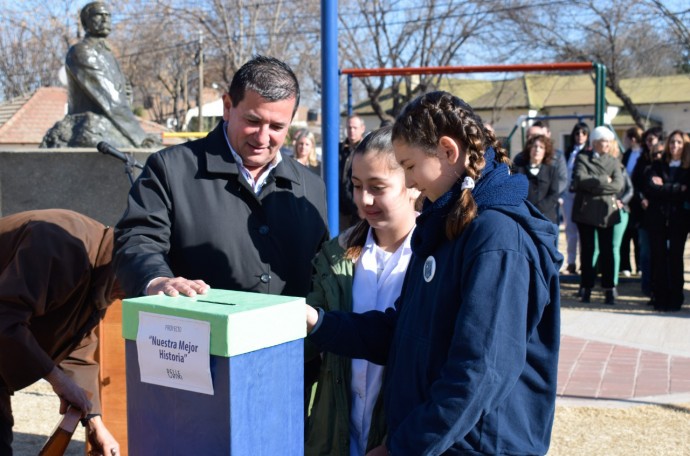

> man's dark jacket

[{"left": 115, "top": 122, "right": 329, "bottom": 298}]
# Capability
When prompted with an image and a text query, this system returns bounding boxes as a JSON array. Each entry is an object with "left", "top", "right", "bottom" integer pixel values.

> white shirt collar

[{"left": 222, "top": 121, "right": 282, "bottom": 194}]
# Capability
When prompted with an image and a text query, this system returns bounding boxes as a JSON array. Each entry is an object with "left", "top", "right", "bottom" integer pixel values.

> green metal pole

[{"left": 594, "top": 63, "right": 606, "bottom": 127}]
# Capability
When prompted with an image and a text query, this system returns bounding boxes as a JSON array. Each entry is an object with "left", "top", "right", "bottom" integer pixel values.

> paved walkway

[
  {"left": 556, "top": 283, "right": 690, "bottom": 407},
  {"left": 554, "top": 223, "right": 690, "bottom": 407}
]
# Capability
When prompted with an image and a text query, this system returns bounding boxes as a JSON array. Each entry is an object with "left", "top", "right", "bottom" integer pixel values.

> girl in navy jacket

[{"left": 307, "top": 91, "right": 562, "bottom": 455}]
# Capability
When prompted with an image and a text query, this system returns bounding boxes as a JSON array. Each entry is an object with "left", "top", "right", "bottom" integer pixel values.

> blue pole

[{"left": 321, "top": 0, "right": 339, "bottom": 237}]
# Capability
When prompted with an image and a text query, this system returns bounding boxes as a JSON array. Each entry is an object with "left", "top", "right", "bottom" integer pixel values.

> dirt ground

[{"left": 11, "top": 379, "right": 85, "bottom": 456}]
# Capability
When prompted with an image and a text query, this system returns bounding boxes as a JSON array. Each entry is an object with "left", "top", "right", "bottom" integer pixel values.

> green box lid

[{"left": 122, "top": 289, "right": 305, "bottom": 357}]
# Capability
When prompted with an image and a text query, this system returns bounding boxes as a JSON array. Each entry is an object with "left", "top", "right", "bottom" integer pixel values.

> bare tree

[
  {"left": 493, "top": 0, "right": 680, "bottom": 129},
  {"left": 0, "top": 1, "right": 78, "bottom": 99},
  {"left": 645, "top": 0, "right": 690, "bottom": 71},
  {"left": 156, "top": 0, "right": 322, "bottom": 103},
  {"left": 338, "top": 0, "right": 491, "bottom": 121},
  {"left": 111, "top": 3, "right": 198, "bottom": 128}
]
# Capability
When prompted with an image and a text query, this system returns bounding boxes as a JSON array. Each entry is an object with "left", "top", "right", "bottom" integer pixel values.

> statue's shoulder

[{"left": 66, "top": 39, "right": 100, "bottom": 64}]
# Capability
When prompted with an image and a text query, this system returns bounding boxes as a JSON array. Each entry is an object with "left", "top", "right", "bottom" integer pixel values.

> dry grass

[
  {"left": 550, "top": 403, "right": 690, "bottom": 455},
  {"left": 13, "top": 382, "right": 690, "bottom": 455}
]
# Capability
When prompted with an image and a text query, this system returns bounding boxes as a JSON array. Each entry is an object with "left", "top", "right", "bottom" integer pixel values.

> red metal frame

[{"left": 341, "top": 62, "right": 595, "bottom": 78}]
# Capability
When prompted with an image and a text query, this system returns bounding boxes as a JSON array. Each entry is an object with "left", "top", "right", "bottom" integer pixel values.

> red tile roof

[
  {"left": 0, "top": 86, "right": 178, "bottom": 146},
  {"left": 0, "top": 87, "right": 67, "bottom": 145}
]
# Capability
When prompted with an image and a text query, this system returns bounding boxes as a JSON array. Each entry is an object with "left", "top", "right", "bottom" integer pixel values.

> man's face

[
  {"left": 347, "top": 117, "right": 365, "bottom": 144},
  {"left": 224, "top": 90, "right": 295, "bottom": 178},
  {"left": 85, "top": 5, "right": 111, "bottom": 38},
  {"left": 527, "top": 125, "right": 548, "bottom": 139}
]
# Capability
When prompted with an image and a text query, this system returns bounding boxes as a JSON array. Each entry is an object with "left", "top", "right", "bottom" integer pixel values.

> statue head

[{"left": 81, "top": 2, "right": 111, "bottom": 38}]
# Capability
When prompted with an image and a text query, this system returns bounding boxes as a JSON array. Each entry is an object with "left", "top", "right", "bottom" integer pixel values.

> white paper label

[{"left": 136, "top": 312, "right": 214, "bottom": 395}]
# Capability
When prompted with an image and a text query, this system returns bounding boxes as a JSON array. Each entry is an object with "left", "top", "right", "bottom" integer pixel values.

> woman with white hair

[{"left": 571, "top": 126, "right": 624, "bottom": 304}]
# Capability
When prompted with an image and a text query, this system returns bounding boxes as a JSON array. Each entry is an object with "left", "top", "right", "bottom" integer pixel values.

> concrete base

[{"left": 0, "top": 149, "right": 154, "bottom": 225}]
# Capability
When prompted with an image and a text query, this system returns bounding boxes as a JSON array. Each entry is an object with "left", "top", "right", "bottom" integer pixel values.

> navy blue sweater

[{"left": 310, "top": 150, "right": 563, "bottom": 455}]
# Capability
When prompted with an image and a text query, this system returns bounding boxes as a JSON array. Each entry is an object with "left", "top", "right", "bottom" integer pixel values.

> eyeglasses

[{"left": 574, "top": 131, "right": 587, "bottom": 136}]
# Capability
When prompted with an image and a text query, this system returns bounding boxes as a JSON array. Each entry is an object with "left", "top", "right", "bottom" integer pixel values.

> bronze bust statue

[{"left": 42, "top": 2, "right": 158, "bottom": 148}]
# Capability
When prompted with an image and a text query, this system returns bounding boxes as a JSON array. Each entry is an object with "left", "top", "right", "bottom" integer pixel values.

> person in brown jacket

[{"left": 0, "top": 209, "right": 121, "bottom": 456}]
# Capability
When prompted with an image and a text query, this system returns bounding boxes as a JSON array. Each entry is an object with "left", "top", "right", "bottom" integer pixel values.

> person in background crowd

[
  {"left": 339, "top": 114, "right": 367, "bottom": 230},
  {"left": 631, "top": 126, "right": 664, "bottom": 296},
  {"left": 592, "top": 139, "right": 634, "bottom": 291},
  {"left": 563, "top": 122, "right": 591, "bottom": 275},
  {"left": 643, "top": 131, "right": 690, "bottom": 311},
  {"left": 512, "top": 134, "right": 560, "bottom": 225},
  {"left": 307, "top": 91, "right": 562, "bottom": 455},
  {"left": 620, "top": 126, "right": 644, "bottom": 277},
  {"left": 293, "top": 128, "right": 321, "bottom": 176},
  {"left": 0, "top": 209, "right": 121, "bottom": 456},
  {"left": 526, "top": 121, "right": 568, "bottom": 196},
  {"left": 571, "top": 126, "right": 624, "bottom": 304},
  {"left": 305, "top": 127, "right": 419, "bottom": 456}
]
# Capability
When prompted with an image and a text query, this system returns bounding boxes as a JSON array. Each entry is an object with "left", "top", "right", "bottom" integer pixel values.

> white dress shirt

[{"left": 349, "top": 227, "right": 414, "bottom": 456}]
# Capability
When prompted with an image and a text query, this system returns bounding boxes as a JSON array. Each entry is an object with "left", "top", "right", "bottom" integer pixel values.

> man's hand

[
  {"left": 147, "top": 277, "right": 210, "bottom": 297},
  {"left": 45, "top": 366, "right": 92, "bottom": 416},
  {"left": 85, "top": 415, "right": 120, "bottom": 456}
]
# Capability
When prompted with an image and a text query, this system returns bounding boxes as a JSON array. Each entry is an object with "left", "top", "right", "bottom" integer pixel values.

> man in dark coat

[
  {"left": 115, "top": 56, "right": 328, "bottom": 406},
  {"left": 0, "top": 209, "right": 121, "bottom": 456},
  {"left": 338, "top": 114, "right": 366, "bottom": 231},
  {"left": 114, "top": 55, "right": 329, "bottom": 298}
]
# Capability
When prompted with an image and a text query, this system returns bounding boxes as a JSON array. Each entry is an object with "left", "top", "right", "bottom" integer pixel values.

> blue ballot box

[{"left": 122, "top": 289, "right": 305, "bottom": 455}]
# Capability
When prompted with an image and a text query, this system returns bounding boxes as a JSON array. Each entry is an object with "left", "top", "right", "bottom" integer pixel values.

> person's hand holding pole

[{"left": 45, "top": 366, "right": 92, "bottom": 416}]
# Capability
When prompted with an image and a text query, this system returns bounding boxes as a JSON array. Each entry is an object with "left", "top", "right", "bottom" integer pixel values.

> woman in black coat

[
  {"left": 630, "top": 126, "right": 664, "bottom": 296},
  {"left": 571, "top": 126, "right": 624, "bottom": 304},
  {"left": 512, "top": 134, "right": 560, "bottom": 225},
  {"left": 644, "top": 131, "right": 690, "bottom": 311}
]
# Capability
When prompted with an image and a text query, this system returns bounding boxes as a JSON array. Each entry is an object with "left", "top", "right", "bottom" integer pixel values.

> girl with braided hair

[{"left": 307, "top": 91, "right": 562, "bottom": 455}]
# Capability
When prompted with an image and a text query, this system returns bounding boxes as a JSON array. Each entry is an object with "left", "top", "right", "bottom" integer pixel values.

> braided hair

[{"left": 392, "top": 91, "right": 509, "bottom": 239}]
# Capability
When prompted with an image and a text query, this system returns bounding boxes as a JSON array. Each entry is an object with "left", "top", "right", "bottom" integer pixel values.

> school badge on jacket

[{"left": 423, "top": 256, "right": 436, "bottom": 282}]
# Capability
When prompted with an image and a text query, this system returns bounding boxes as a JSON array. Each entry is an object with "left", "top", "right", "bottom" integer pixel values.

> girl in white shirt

[{"left": 305, "top": 126, "right": 419, "bottom": 456}]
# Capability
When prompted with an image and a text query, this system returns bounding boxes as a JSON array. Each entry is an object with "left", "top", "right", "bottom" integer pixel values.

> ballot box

[{"left": 121, "top": 289, "right": 305, "bottom": 455}]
